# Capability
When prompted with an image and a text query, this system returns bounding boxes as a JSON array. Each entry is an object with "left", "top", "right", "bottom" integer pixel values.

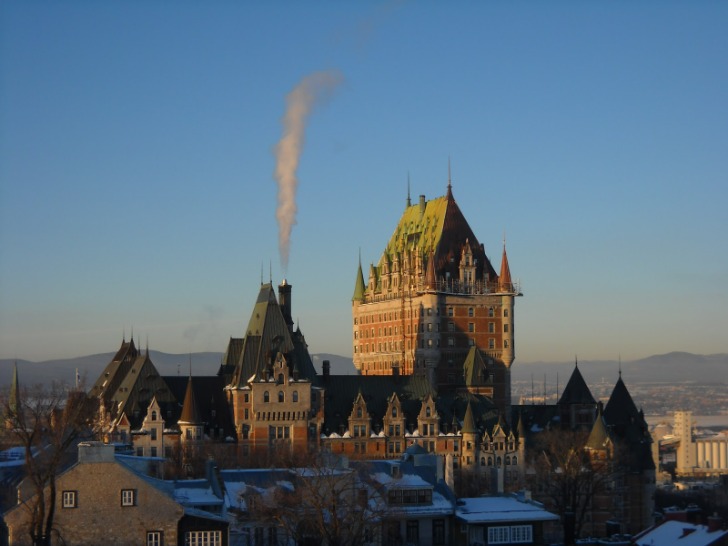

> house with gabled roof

[{"left": 3, "top": 442, "right": 228, "bottom": 546}]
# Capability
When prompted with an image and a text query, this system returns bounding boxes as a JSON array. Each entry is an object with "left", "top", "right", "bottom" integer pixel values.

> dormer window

[
  {"left": 392, "top": 407, "right": 398, "bottom": 418},
  {"left": 151, "top": 411, "right": 157, "bottom": 421},
  {"left": 357, "top": 407, "right": 363, "bottom": 418}
]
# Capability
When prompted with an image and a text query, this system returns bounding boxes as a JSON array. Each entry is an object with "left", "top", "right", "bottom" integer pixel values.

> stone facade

[{"left": 4, "top": 442, "right": 229, "bottom": 546}]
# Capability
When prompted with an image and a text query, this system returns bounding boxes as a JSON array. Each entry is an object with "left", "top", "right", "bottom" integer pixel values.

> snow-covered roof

[
  {"left": 174, "top": 480, "right": 223, "bottom": 507},
  {"left": 634, "top": 521, "right": 728, "bottom": 546},
  {"left": 456, "top": 496, "right": 558, "bottom": 524}
]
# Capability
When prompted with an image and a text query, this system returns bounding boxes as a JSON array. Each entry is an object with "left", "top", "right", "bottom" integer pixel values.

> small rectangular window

[
  {"left": 121, "top": 489, "right": 136, "bottom": 507},
  {"left": 147, "top": 531, "right": 163, "bottom": 546},
  {"left": 62, "top": 490, "right": 77, "bottom": 508}
]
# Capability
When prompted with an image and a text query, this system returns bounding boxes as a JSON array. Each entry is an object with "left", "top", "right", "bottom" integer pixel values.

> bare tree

[
  {"left": 528, "top": 429, "right": 614, "bottom": 545},
  {"left": 2, "top": 382, "right": 95, "bottom": 546},
  {"left": 237, "top": 453, "right": 386, "bottom": 546}
]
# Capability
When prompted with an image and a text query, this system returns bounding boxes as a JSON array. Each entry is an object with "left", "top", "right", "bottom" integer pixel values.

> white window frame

[
  {"left": 147, "top": 531, "right": 163, "bottom": 546},
  {"left": 510, "top": 525, "right": 533, "bottom": 543},
  {"left": 487, "top": 525, "right": 510, "bottom": 544},
  {"left": 185, "top": 530, "right": 222, "bottom": 546},
  {"left": 62, "top": 490, "right": 77, "bottom": 508},
  {"left": 121, "top": 488, "right": 136, "bottom": 507}
]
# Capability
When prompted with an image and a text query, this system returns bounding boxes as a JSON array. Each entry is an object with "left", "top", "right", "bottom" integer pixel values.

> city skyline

[{"left": 1, "top": 2, "right": 727, "bottom": 363}]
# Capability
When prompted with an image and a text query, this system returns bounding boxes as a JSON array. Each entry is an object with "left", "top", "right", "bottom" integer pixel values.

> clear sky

[{"left": 1, "top": 1, "right": 727, "bottom": 364}]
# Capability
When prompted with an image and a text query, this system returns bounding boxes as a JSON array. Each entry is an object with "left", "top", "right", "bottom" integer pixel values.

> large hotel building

[{"left": 352, "top": 182, "right": 521, "bottom": 409}]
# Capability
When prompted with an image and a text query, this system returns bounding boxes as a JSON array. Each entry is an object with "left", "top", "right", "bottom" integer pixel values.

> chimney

[
  {"left": 322, "top": 360, "right": 330, "bottom": 377},
  {"left": 707, "top": 514, "right": 723, "bottom": 533},
  {"left": 78, "top": 441, "right": 115, "bottom": 463},
  {"left": 419, "top": 195, "right": 426, "bottom": 216},
  {"left": 278, "top": 280, "right": 294, "bottom": 330}
]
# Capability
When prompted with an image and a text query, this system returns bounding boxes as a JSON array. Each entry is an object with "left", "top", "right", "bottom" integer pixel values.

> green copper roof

[
  {"left": 586, "top": 411, "right": 611, "bottom": 450},
  {"left": 380, "top": 195, "right": 449, "bottom": 264},
  {"left": 353, "top": 261, "right": 365, "bottom": 301}
]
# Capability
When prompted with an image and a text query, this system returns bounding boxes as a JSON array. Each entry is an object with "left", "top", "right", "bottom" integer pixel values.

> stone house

[{"left": 3, "top": 442, "right": 228, "bottom": 546}]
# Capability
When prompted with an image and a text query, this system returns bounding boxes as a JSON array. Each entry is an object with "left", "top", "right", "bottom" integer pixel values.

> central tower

[{"left": 352, "top": 180, "right": 521, "bottom": 413}]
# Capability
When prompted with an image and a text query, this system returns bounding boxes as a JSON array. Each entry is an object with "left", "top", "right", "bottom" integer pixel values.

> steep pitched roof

[
  {"left": 586, "top": 409, "right": 612, "bottom": 451},
  {"left": 377, "top": 189, "right": 498, "bottom": 285},
  {"left": 179, "top": 375, "right": 202, "bottom": 425},
  {"left": 499, "top": 243, "right": 514, "bottom": 293},
  {"left": 603, "top": 375, "right": 640, "bottom": 428},
  {"left": 462, "top": 347, "right": 492, "bottom": 387},
  {"left": 90, "top": 337, "right": 140, "bottom": 401},
  {"left": 230, "top": 283, "right": 316, "bottom": 388},
  {"left": 603, "top": 375, "right": 655, "bottom": 472},
  {"left": 558, "top": 363, "right": 596, "bottom": 405},
  {"left": 352, "top": 261, "right": 365, "bottom": 301},
  {"left": 461, "top": 402, "right": 477, "bottom": 434}
]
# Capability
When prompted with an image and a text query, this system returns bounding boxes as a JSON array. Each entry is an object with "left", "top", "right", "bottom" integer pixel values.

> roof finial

[
  {"left": 447, "top": 157, "right": 452, "bottom": 197},
  {"left": 406, "top": 172, "right": 411, "bottom": 208},
  {"left": 618, "top": 354, "right": 622, "bottom": 378},
  {"left": 260, "top": 262, "right": 264, "bottom": 285},
  {"left": 269, "top": 260, "right": 272, "bottom": 284},
  {"left": 146, "top": 335, "right": 149, "bottom": 355},
  {"left": 130, "top": 325, "right": 133, "bottom": 342},
  {"left": 123, "top": 326, "right": 126, "bottom": 343},
  {"left": 575, "top": 355, "right": 578, "bottom": 368},
  {"left": 189, "top": 354, "right": 192, "bottom": 377}
]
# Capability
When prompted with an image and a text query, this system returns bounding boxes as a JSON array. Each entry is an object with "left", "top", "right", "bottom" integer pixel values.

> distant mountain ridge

[
  {"left": 513, "top": 352, "right": 728, "bottom": 385},
  {"left": 0, "top": 351, "right": 725, "bottom": 388},
  {"left": 0, "top": 351, "right": 357, "bottom": 388}
]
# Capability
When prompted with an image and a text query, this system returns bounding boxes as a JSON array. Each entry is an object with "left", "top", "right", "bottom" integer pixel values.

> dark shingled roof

[
  {"left": 558, "top": 364, "right": 596, "bottom": 405},
  {"left": 229, "top": 283, "right": 317, "bottom": 389},
  {"left": 164, "top": 375, "right": 237, "bottom": 440},
  {"left": 314, "top": 374, "right": 500, "bottom": 436},
  {"left": 603, "top": 375, "right": 655, "bottom": 472}
]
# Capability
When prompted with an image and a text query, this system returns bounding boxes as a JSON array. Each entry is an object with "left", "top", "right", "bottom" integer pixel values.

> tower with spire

[{"left": 352, "top": 168, "right": 521, "bottom": 418}]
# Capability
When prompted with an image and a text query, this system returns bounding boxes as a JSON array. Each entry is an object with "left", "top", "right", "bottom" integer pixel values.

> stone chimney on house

[{"left": 78, "top": 441, "right": 115, "bottom": 463}]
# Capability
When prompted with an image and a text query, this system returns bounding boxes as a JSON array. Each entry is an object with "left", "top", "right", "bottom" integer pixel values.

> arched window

[
  {"left": 292, "top": 391, "right": 298, "bottom": 403},
  {"left": 357, "top": 407, "right": 363, "bottom": 418},
  {"left": 426, "top": 407, "right": 431, "bottom": 417},
  {"left": 480, "top": 457, "right": 486, "bottom": 466},
  {"left": 487, "top": 457, "right": 493, "bottom": 466},
  {"left": 488, "top": 307, "right": 495, "bottom": 317},
  {"left": 277, "top": 374, "right": 284, "bottom": 385},
  {"left": 505, "top": 455, "right": 511, "bottom": 465},
  {"left": 263, "top": 391, "right": 269, "bottom": 403},
  {"left": 151, "top": 411, "right": 157, "bottom": 421},
  {"left": 392, "top": 406, "right": 398, "bottom": 417},
  {"left": 496, "top": 456, "right": 502, "bottom": 466},
  {"left": 278, "top": 391, "right": 284, "bottom": 403},
  {"left": 512, "top": 455, "right": 518, "bottom": 465}
]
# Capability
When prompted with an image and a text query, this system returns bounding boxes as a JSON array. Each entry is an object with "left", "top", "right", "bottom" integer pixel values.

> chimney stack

[
  {"left": 419, "top": 195, "right": 426, "bottom": 216},
  {"left": 278, "top": 280, "right": 294, "bottom": 330},
  {"left": 707, "top": 514, "right": 723, "bottom": 533}
]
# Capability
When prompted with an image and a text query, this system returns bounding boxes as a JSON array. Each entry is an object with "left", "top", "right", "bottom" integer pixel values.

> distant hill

[
  {"left": 1, "top": 351, "right": 724, "bottom": 389},
  {"left": 513, "top": 352, "right": 728, "bottom": 385},
  {"left": 0, "top": 351, "right": 357, "bottom": 388}
]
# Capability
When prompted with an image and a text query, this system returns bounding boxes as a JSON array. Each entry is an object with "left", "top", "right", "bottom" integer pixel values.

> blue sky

[{"left": 1, "top": 1, "right": 726, "bottom": 363}]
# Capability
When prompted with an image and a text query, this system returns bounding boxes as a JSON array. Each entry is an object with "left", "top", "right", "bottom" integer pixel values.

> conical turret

[{"left": 353, "top": 258, "right": 366, "bottom": 302}]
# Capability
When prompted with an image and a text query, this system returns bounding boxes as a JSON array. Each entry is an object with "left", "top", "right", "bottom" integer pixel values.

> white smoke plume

[{"left": 274, "top": 70, "right": 344, "bottom": 272}]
